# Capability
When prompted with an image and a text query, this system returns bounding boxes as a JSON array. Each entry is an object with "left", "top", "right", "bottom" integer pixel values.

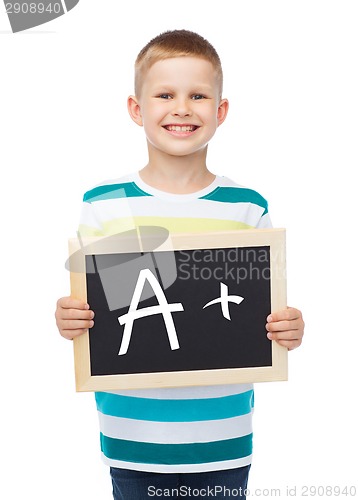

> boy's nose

[{"left": 171, "top": 99, "right": 192, "bottom": 117}]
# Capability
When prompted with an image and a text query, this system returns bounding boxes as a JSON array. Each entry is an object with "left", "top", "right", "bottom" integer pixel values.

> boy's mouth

[{"left": 163, "top": 124, "right": 199, "bottom": 133}]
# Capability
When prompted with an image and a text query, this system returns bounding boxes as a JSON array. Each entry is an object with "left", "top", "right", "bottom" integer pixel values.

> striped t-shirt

[{"left": 78, "top": 171, "right": 272, "bottom": 473}]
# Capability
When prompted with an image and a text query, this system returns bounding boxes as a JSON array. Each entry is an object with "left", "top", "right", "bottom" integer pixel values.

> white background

[{"left": 1, "top": 1, "right": 357, "bottom": 498}]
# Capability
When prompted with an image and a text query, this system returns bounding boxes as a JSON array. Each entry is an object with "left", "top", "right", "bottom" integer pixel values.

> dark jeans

[{"left": 110, "top": 465, "right": 251, "bottom": 499}]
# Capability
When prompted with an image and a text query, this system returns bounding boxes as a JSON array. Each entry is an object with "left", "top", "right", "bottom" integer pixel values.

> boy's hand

[
  {"left": 266, "top": 307, "right": 304, "bottom": 351},
  {"left": 55, "top": 296, "right": 94, "bottom": 340}
]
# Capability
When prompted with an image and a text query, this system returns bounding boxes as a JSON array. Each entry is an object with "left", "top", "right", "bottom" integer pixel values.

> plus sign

[{"left": 203, "top": 282, "right": 244, "bottom": 320}]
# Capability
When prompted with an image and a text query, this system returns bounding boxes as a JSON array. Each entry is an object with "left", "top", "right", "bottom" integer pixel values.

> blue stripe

[
  {"left": 83, "top": 182, "right": 152, "bottom": 203},
  {"left": 100, "top": 433, "right": 253, "bottom": 465},
  {"left": 200, "top": 187, "right": 268, "bottom": 215},
  {"left": 95, "top": 390, "right": 254, "bottom": 422}
]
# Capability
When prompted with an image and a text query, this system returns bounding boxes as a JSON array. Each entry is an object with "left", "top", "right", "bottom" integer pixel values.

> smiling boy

[
  {"left": 128, "top": 55, "right": 227, "bottom": 185},
  {"left": 55, "top": 30, "right": 304, "bottom": 499}
]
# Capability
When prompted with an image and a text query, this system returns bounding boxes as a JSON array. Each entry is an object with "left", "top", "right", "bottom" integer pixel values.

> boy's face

[{"left": 128, "top": 57, "right": 228, "bottom": 159}]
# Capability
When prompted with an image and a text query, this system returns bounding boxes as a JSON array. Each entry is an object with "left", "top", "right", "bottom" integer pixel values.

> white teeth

[{"left": 166, "top": 125, "right": 196, "bottom": 132}]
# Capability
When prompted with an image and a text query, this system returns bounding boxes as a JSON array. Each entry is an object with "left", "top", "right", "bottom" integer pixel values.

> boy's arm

[
  {"left": 55, "top": 297, "right": 95, "bottom": 340},
  {"left": 256, "top": 207, "right": 304, "bottom": 350},
  {"left": 265, "top": 307, "right": 304, "bottom": 351},
  {"left": 55, "top": 190, "right": 103, "bottom": 340}
]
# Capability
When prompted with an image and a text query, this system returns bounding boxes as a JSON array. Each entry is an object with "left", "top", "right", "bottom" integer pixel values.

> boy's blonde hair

[{"left": 134, "top": 29, "right": 223, "bottom": 97}]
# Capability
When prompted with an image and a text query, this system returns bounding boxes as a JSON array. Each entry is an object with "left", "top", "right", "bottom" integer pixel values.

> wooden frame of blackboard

[{"left": 69, "top": 228, "right": 287, "bottom": 392}]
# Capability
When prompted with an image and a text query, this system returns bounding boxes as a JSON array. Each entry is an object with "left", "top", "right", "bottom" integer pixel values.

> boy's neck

[{"left": 139, "top": 146, "right": 215, "bottom": 195}]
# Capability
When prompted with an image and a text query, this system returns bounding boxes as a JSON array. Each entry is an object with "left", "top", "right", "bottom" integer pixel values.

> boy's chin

[
  {"left": 147, "top": 140, "right": 208, "bottom": 159},
  {"left": 159, "top": 144, "right": 208, "bottom": 158}
]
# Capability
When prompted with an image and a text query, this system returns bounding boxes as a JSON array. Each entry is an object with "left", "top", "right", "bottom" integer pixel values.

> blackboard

[{"left": 69, "top": 228, "right": 287, "bottom": 391}]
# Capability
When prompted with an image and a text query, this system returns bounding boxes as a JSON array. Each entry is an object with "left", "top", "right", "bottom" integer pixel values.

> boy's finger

[
  {"left": 267, "top": 329, "right": 299, "bottom": 341},
  {"left": 275, "top": 338, "right": 303, "bottom": 351},
  {"left": 266, "top": 306, "right": 301, "bottom": 323},
  {"left": 62, "top": 319, "right": 94, "bottom": 331},
  {"left": 57, "top": 296, "right": 90, "bottom": 310},
  {"left": 60, "top": 308, "right": 94, "bottom": 320},
  {"left": 265, "top": 319, "right": 301, "bottom": 333},
  {"left": 61, "top": 328, "right": 90, "bottom": 340}
]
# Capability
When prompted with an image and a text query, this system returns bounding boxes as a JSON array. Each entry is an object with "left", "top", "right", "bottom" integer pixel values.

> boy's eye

[{"left": 156, "top": 93, "right": 206, "bottom": 100}]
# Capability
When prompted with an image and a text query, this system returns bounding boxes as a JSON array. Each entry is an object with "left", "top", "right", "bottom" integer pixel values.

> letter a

[{"left": 117, "top": 269, "right": 184, "bottom": 355}]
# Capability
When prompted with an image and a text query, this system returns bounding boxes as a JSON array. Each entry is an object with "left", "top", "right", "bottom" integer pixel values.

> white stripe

[
  {"left": 98, "top": 412, "right": 253, "bottom": 444},
  {"left": 82, "top": 174, "right": 267, "bottom": 229},
  {"left": 101, "top": 453, "right": 252, "bottom": 473},
  {"left": 84, "top": 196, "right": 264, "bottom": 228},
  {"left": 105, "top": 383, "right": 253, "bottom": 400},
  {"left": 130, "top": 197, "right": 264, "bottom": 224},
  {"left": 79, "top": 202, "right": 103, "bottom": 231},
  {"left": 256, "top": 212, "right": 272, "bottom": 228},
  {"left": 89, "top": 198, "right": 136, "bottom": 226}
]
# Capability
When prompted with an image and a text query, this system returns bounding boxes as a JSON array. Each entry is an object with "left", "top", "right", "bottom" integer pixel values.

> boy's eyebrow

[{"left": 151, "top": 84, "right": 215, "bottom": 93}]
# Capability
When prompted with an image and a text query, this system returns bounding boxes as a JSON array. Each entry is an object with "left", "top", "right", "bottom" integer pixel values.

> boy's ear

[
  {"left": 127, "top": 95, "right": 143, "bottom": 126},
  {"left": 217, "top": 98, "right": 229, "bottom": 127}
]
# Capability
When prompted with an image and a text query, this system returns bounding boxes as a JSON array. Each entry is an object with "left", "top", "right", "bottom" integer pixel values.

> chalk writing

[
  {"left": 117, "top": 269, "right": 184, "bottom": 355},
  {"left": 203, "top": 282, "right": 244, "bottom": 320}
]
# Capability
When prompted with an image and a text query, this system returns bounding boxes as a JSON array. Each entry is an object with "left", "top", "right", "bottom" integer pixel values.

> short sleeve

[{"left": 77, "top": 199, "right": 104, "bottom": 237}]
